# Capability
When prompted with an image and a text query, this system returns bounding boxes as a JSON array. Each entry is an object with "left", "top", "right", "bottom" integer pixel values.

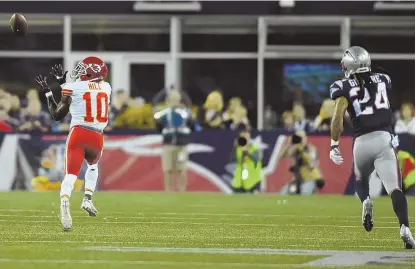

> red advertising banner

[{"left": 97, "top": 134, "right": 354, "bottom": 193}]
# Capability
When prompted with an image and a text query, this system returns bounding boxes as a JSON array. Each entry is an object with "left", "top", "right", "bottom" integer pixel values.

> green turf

[{"left": 0, "top": 192, "right": 414, "bottom": 269}]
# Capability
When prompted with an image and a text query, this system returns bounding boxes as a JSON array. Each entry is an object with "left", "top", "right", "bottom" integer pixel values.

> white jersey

[{"left": 61, "top": 80, "right": 112, "bottom": 131}]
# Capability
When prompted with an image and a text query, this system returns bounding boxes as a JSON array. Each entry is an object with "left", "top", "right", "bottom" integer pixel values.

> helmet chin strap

[{"left": 344, "top": 71, "right": 352, "bottom": 79}]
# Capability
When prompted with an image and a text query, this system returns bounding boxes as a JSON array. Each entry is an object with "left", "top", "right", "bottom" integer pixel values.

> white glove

[
  {"left": 391, "top": 135, "right": 399, "bottom": 148},
  {"left": 330, "top": 145, "right": 343, "bottom": 165}
]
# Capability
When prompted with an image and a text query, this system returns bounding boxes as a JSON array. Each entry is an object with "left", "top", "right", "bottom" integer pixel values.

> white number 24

[{"left": 349, "top": 82, "right": 389, "bottom": 116}]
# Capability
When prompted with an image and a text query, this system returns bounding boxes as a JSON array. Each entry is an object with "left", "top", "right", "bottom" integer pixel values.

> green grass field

[{"left": 0, "top": 192, "right": 414, "bottom": 269}]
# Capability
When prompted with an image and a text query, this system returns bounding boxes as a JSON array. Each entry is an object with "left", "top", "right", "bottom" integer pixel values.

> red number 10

[{"left": 83, "top": 92, "right": 109, "bottom": 123}]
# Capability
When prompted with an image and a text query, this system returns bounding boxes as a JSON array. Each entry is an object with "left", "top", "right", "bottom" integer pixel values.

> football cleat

[
  {"left": 81, "top": 198, "right": 98, "bottom": 217},
  {"left": 59, "top": 198, "right": 72, "bottom": 232},
  {"left": 400, "top": 224, "right": 415, "bottom": 249},
  {"left": 362, "top": 197, "right": 374, "bottom": 232}
]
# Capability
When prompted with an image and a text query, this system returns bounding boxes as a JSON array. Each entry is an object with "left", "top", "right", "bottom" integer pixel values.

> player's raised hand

[
  {"left": 50, "top": 64, "right": 68, "bottom": 85},
  {"left": 35, "top": 75, "right": 52, "bottom": 95},
  {"left": 330, "top": 145, "right": 343, "bottom": 165}
]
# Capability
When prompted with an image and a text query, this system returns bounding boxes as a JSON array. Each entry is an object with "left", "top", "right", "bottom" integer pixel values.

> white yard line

[
  {"left": 0, "top": 209, "right": 415, "bottom": 220},
  {"left": 0, "top": 208, "right": 411, "bottom": 220},
  {"left": 0, "top": 232, "right": 399, "bottom": 242},
  {"left": 0, "top": 219, "right": 399, "bottom": 229},
  {"left": 0, "top": 214, "right": 404, "bottom": 224},
  {"left": 0, "top": 258, "right": 303, "bottom": 268},
  {"left": 0, "top": 240, "right": 244, "bottom": 247},
  {"left": 0, "top": 209, "right": 46, "bottom": 212},
  {"left": 81, "top": 246, "right": 414, "bottom": 256}
]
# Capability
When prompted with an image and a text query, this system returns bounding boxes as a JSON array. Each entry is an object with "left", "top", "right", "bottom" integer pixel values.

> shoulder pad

[
  {"left": 382, "top": 74, "right": 391, "bottom": 84},
  {"left": 331, "top": 80, "right": 344, "bottom": 89},
  {"left": 329, "top": 80, "right": 346, "bottom": 100}
]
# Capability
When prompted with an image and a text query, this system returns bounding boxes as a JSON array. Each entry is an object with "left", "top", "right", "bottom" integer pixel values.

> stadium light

[
  {"left": 133, "top": 1, "right": 202, "bottom": 12},
  {"left": 279, "top": 0, "right": 295, "bottom": 8},
  {"left": 374, "top": 1, "right": 415, "bottom": 11}
]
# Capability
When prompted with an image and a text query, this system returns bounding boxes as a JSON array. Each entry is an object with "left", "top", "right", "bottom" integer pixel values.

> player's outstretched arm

[
  {"left": 47, "top": 95, "right": 71, "bottom": 121},
  {"left": 50, "top": 64, "right": 68, "bottom": 85},
  {"left": 35, "top": 75, "right": 71, "bottom": 121},
  {"left": 330, "top": 96, "right": 348, "bottom": 142}
]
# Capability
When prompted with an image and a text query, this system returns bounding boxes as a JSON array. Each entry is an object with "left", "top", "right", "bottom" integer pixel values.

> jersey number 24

[
  {"left": 349, "top": 82, "right": 389, "bottom": 116},
  {"left": 82, "top": 92, "right": 109, "bottom": 123}
]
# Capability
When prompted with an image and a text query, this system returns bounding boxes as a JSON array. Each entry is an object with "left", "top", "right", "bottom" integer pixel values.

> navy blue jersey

[{"left": 329, "top": 73, "right": 393, "bottom": 137}]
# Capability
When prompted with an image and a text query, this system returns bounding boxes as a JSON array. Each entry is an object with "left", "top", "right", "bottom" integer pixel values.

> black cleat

[{"left": 363, "top": 213, "right": 374, "bottom": 232}]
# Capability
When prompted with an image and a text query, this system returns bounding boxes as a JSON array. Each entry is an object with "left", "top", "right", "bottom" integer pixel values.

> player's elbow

[
  {"left": 51, "top": 115, "right": 60, "bottom": 122},
  {"left": 51, "top": 112, "right": 64, "bottom": 122}
]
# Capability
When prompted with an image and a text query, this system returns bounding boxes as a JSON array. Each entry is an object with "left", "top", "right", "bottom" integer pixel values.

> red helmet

[{"left": 71, "top": 56, "right": 108, "bottom": 82}]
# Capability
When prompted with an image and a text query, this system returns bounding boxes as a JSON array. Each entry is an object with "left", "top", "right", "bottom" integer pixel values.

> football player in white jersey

[{"left": 35, "top": 56, "right": 112, "bottom": 231}]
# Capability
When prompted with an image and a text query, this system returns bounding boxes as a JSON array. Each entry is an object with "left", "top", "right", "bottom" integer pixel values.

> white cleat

[
  {"left": 362, "top": 197, "right": 374, "bottom": 232},
  {"left": 81, "top": 198, "right": 98, "bottom": 217},
  {"left": 400, "top": 224, "right": 415, "bottom": 249},
  {"left": 59, "top": 198, "right": 72, "bottom": 232}
]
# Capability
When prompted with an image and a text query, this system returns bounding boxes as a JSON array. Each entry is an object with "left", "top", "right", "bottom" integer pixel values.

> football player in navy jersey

[{"left": 329, "top": 46, "right": 414, "bottom": 249}]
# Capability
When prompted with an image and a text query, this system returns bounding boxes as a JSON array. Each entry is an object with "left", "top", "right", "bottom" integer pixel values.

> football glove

[
  {"left": 35, "top": 75, "right": 52, "bottom": 97},
  {"left": 50, "top": 64, "right": 68, "bottom": 85},
  {"left": 330, "top": 145, "right": 344, "bottom": 165},
  {"left": 391, "top": 135, "right": 399, "bottom": 149}
]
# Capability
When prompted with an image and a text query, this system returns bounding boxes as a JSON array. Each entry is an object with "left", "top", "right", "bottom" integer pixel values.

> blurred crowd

[
  {"left": 0, "top": 87, "right": 414, "bottom": 135},
  {"left": 265, "top": 98, "right": 415, "bottom": 135}
]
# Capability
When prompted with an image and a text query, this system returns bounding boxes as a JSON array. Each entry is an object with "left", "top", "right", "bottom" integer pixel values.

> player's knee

[
  {"left": 390, "top": 189, "right": 407, "bottom": 207},
  {"left": 389, "top": 188, "right": 403, "bottom": 197},
  {"left": 62, "top": 174, "right": 77, "bottom": 186}
]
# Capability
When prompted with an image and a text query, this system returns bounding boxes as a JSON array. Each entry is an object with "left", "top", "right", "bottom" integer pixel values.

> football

[{"left": 10, "top": 13, "right": 28, "bottom": 36}]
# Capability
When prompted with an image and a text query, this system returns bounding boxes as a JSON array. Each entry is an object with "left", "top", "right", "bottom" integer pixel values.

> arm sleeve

[
  {"left": 382, "top": 74, "right": 396, "bottom": 110},
  {"left": 382, "top": 74, "right": 392, "bottom": 91},
  {"left": 60, "top": 83, "right": 73, "bottom": 96},
  {"left": 329, "top": 80, "right": 346, "bottom": 100}
]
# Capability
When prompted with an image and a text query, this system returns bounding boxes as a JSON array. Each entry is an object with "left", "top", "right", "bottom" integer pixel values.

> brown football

[{"left": 10, "top": 13, "right": 28, "bottom": 36}]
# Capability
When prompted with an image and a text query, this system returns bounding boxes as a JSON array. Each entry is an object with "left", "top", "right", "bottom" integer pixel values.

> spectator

[
  {"left": 135, "top": 103, "right": 156, "bottom": 129},
  {"left": 154, "top": 89, "right": 199, "bottom": 192},
  {"left": 231, "top": 127, "right": 262, "bottom": 193},
  {"left": 0, "top": 99, "right": 12, "bottom": 132},
  {"left": 312, "top": 98, "right": 335, "bottom": 131},
  {"left": 395, "top": 103, "right": 415, "bottom": 135},
  {"left": 223, "top": 97, "right": 249, "bottom": 130},
  {"left": 7, "top": 94, "right": 21, "bottom": 128},
  {"left": 112, "top": 90, "right": 130, "bottom": 128},
  {"left": 281, "top": 111, "right": 294, "bottom": 131},
  {"left": 264, "top": 105, "right": 278, "bottom": 130},
  {"left": 112, "top": 90, "right": 155, "bottom": 130},
  {"left": 191, "top": 105, "right": 199, "bottom": 121},
  {"left": 0, "top": 88, "right": 8, "bottom": 101},
  {"left": 280, "top": 131, "right": 325, "bottom": 195},
  {"left": 0, "top": 91, "right": 19, "bottom": 130},
  {"left": 292, "top": 103, "right": 312, "bottom": 132},
  {"left": 19, "top": 90, "right": 50, "bottom": 132},
  {"left": 201, "top": 90, "right": 224, "bottom": 129}
]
